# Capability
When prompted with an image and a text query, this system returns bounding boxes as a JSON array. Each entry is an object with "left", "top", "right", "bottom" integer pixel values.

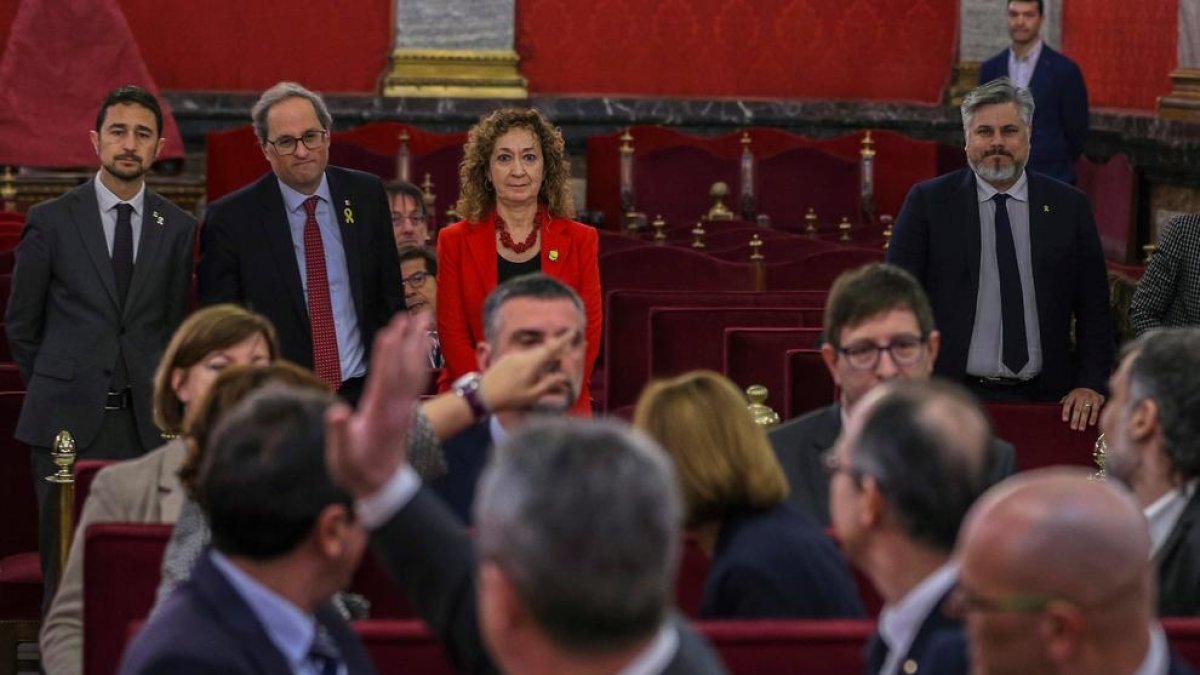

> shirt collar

[
  {"left": 616, "top": 623, "right": 679, "bottom": 675},
  {"left": 1133, "top": 624, "right": 1170, "bottom": 675},
  {"left": 94, "top": 171, "right": 146, "bottom": 215},
  {"left": 278, "top": 173, "right": 332, "bottom": 214},
  {"left": 488, "top": 415, "right": 509, "bottom": 448},
  {"left": 209, "top": 550, "right": 315, "bottom": 670},
  {"left": 975, "top": 170, "right": 1029, "bottom": 204},
  {"left": 1145, "top": 480, "right": 1198, "bottom": 556},
  {"left": 878, "top": 564, "right": 958, "bottom": 660},
  {"left": 1013, "top": 39, "right": 1043, "bottom": 64}
]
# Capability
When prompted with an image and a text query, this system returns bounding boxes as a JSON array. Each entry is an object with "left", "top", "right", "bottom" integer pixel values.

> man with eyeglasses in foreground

[
  {"left": 198, "top": 81, "right": 401, "bottom": 406},
  {"left": 769, "top": 263, "right": 1014, "bottom": 526},
  {"left": 828, "top": 378, "right": 999, "bottom": 675},
  {"left": 955, "top": 469, "right": 1196, "bottom": 674}
]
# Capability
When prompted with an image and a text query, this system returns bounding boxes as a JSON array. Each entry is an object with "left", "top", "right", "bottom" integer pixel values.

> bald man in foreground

[{"left": 955, "top": 470, "right": 1196, "bottom": 675}]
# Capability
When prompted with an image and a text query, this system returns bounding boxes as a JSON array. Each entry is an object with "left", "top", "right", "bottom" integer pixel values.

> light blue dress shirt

[
  {"left": 93, "top": 171, "right": 145, "bottom": 260},
  {"left": 278, "top": 176, "right": 366, "bottom": 382}
]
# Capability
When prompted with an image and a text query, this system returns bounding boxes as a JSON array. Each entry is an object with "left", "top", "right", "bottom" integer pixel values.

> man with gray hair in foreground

[
  {"left": 955, "top": 469, "right": 1196, "bottom": 675},
  {"left": 326, "top": 313, "right": 727, "bottom": 674}
]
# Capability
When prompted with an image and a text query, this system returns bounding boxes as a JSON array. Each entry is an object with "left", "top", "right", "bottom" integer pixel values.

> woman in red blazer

[{"left": 437, "top": 108, "right": 601, "bottom": 414}]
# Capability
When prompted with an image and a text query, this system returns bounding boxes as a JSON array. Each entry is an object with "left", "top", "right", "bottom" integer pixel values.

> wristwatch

[{"left": 451, "top": 372, "right": 489, "bottom": 421}]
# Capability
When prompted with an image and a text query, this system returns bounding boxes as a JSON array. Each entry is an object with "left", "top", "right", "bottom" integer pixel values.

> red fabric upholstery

[
  {"left": 0, "top": 363, "right": 22, "bottom": 390},
  {"left": 649, "top": 307, "right": 824, "bottom": 382},
  {"left": 600, "top": 246, "right": 758, "bottom": 294},
  {"left": 83, "top": 523, "right": 173, "bottom": 675},
  {"left": 597, "top": 231, "right": 653, "bottom": 256},
  {"left": 603, "top": 290, "right": 827, "bottom": 412},
  {"left": 784, "top": 350, "right": 838, "bottom": 419},
  {"left": 355, "top": 620, "right": 455, "bottom": 675},
  {"left": 699, "top": 619, "right": 874, "bottom": 674},
  {"left": 983, "top": 403, "right": 1097, "bottom": 470},
  {"left": 757, "top": 147, "right": 859, "bottom": 226},
  {"left": 0, "top": 552, "right": 41, "bottom": 620},
  {"left": 329, "top": 144, "right": 393, "bottom": 180},
  {"left": 763, "top": 248, "right": 885, "bottom": 290},
  {"left": 1164, "top": 618, "right": 1200, "bottom": 669},
  {"left": 72, "top": 459, "right": 115, "bottom": 527},
  {"left": 0, "top": 274, "right": 11, "bottom": 316},
  {"left": 673, "top": 226, "right": 803, "bottom": 250},
  {"left": 204, "top": 125, "right": 268, "bottom": 204},
  {"left": 637, "top": 145, "right": 741, "bottom": 226},
  {"left": 676, "top": 536, "right": 711, "bottom": 619},
  {"left": 723, "top": 328, "right": 824, "bottom": 413},
  {"left": 349, "top": 552, "right": 416, "bottom": 620},
  {"left": 1076, "top": 153, "right": 1136, "bottom": 263},
  {"left": 0, "top": 392, "right": 36, "bottom": 562}
]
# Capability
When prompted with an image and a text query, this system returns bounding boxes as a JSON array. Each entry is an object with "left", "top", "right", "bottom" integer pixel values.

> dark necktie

[
  {"left": 865, "top": 631, "right": 890, "bottom": 675},
  {"left": 429, "top": 330, "right": 444, "bottom": 369},
  {"left": 992, "top": 193, "right": 1028, "bottom": 375},
  {"left": 113, "top": 203, "right": 134, "bottom": 307},
  {"left": 308, "top": 627, "right": 342, "bottom": 675},
  {"left": 302, "top": 196, "right": 342, "bottom": 390}
]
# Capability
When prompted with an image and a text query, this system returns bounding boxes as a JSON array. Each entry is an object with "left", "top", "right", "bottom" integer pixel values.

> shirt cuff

[{"left": 356, "top": 465, "right": 421, "bottom": 530}]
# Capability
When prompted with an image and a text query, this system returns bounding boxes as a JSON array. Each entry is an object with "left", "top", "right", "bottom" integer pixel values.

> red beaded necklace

[{"left": 495, "top": 209, "right": 543, "bottom": 254}]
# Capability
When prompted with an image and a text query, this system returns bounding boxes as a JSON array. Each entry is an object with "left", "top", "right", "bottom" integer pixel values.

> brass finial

[
  {"left": 626, "top": 210, "right": 641, "bottom": 237},
  {"left": 46, "top": 430, "right": 77, "bottom": 485},
  {"left": 1, "top": 166, "right": 16, "bottom": 212},
  {"left": 47, "top": 429, "right": 77, "bottom": 582},
  {"left": 445, "top": 206, "right": 459, "bottom": 223},
  {"left": 652, "top": 215, "right": 666, "bottom": 245},
  {"left": 706, "top": 182, "right": 734, "bottom": 221},
  {"left": 804, "top": 207, "right": 818, "bottom": 235},
  {"left": 838, "top": 216, "right": 852, "bottom": 242},
  {"left": 396, "top": 131, "right": 411, "bottom": 182},
  {"left": 691, "top": 222, "right": 706, "bottom": 249},
  {"left": 860, "top": 130, "right": 876, "bottom": 159},
  {"left": 1143, "top": 244, "right": 1157, "bottom": 264},
  {"left": 398, "top": 130, "right": 410, "bottom": 143},
  {"left": 741, "top": 131, "right": 751, "bottom": 148},
  {"left": 619, "top": 129, "right": 634, "bottom": 151},
  {"left": 881, "top": 214, "right": 894, "bottom": 250},
  {"left": 746, "top": 385, "right": 780, "bottom": 427},
  {"left": 421, "top": 172, "right": 434, "bottom": 197},
  {"left": 749, "top": 233, "right": 764, "bottom": 262}
]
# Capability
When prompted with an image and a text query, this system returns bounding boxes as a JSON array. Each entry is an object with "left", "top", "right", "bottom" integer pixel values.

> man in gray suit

[
  {"left": 768, "top": 263, "right": 1014, "bottom": 525},
  {"left": 6, "top": 85, "right": 196, "bottom": 587}
]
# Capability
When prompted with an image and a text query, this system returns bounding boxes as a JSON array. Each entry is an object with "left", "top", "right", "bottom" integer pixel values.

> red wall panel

[
  {"left": 1063, "top": 0, "right": 1176, "bottom": 110},
  {"left": 515, "top": 0, "right": 959, "bottom": 103}
]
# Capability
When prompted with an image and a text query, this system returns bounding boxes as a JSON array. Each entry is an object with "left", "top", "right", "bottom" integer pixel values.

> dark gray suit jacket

[
  {"left": 768, "top": 404, "right": 1016, "bottom": 526},
  {"left": 372, "top": 486, "right": 729, "bottom": 674},
  {"left": 1157, "top": 488, "right": 1200, "bottom": 617},
  {"left": 5, "top": 179, "right": 195, "bottom": 450}
]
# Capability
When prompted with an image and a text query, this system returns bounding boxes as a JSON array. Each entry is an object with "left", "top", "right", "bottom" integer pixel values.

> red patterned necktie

[{"left": 302, "top": 196, "right": 342, "bottom": 390}]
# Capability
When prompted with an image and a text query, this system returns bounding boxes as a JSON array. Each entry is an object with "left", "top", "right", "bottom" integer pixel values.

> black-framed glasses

[
  {"left": 392, "top": 214, "right": 428, "bottom": 227},
  {"left": 945, "top": 583, "right": 1055, "bottom": 618},
  {"left": 266, "top": 129, "right": 328, "bottom": 156},
  {"left": 402, "top": 271, "right": 432, "bottom": 289},
  {"left": 836, "top": 335, "right": 927, "bottom": 371}
]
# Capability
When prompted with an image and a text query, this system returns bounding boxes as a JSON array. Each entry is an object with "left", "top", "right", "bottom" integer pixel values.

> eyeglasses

[
  {"left": 836, "top": 335, "right": 927, "bottom": 371},
  {"left": 266, "top": 129, "right": 328, "bottom": 156},
  {"left": 392, "top": 214, "right": 428, "bottom": 227},
  {"left": 402, "top": 271, "right": 432, "bottom": 289},
  {"left": 945, "top": 583, "right": 1055, "bottom": 618}
]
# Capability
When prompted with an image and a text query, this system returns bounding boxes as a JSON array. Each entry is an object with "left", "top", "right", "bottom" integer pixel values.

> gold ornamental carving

[
  {"left": 1157, "top": 68, "right": 1200, "bottom": 122},
  {"left": 382, "top": 49, "right": 528, "bottom": 99}
]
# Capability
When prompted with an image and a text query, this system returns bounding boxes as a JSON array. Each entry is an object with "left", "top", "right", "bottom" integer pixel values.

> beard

[
  {"left": 102, "top": 155, "right": 149, "bottom": 182},
  {"left": 969, "top": 151, "right": 1024, "bottom": 186},
  {"left": 528, "top": 380, "right": 579, "bottom": 415}
]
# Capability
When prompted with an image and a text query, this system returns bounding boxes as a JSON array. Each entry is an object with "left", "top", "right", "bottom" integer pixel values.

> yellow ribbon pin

[
  {"left": 343, "top": 207, "right": 355, "bottom": 224},
  {"left": 548, "top": 249, "right": 559, "bottom": 262}
]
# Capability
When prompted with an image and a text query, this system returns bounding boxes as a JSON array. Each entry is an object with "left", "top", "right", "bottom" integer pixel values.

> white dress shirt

[
  {"left": 1132, "top": 624, "right": 1170, "bottom": 675},
  {"left": 876, "top": 564, "right": 958, "bottom": 675},
  {"left": 1008, "top": 40, "right": 1044, "bottom": 89},
  {"left": 1145, "top": 480, "right": 1198, "bottom": 557}
]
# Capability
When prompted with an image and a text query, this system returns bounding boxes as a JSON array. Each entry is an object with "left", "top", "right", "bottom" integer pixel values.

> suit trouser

[{"left": 31, "top": 407, "right": 146, "bottom": 614}]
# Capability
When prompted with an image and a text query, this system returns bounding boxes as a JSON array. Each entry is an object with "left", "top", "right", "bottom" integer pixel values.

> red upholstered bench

[
  {"left": 356, "top": 620, "right": 455, "bottom": 675},
  {"left": 1164, "top": 618, "right": 1200, "bottom": 669},
  {"left": 708, "top": 237, "right": 841, "bottom": 265},
  {"left": 724, "top": 327, "right": 824, "bottom": 414},
  {"left": 784, "top": 350, "right": 838, "bottom": 419},
  {"left": 600, "top": 245, "right": 759, "bottom": 294},
  {"left": 757, "top": 147, "right": 859, "bottom": 226},
  {"left": 983, "top": 402, "right": 1098, "bottom": 471},
  {"left": 649, "top": 307, "right": 824, "bottom": 383},
  {"left": 603, "top": 290, "right": 827, "bottom": 412},
  {"left": 699, "top": 619, "right": 875, "bottom": 674},
  {"left": 0, "top": 391, "right": 40, "bottom": 623},
  {"left": 763, "top": 247, "right": 885, "bottom": 290}
]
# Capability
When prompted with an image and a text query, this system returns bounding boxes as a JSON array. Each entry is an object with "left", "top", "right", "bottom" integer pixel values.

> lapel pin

[
  {"left": 1043, "top": 204, "right": 1050, "bottom": 213},
  {"left": 153, "top": 211, "right": 164, "bottom": 226},
  {"left": 548, "top": 249, "right": 560, "bottom": 262},
  {"left": 343, "top": 199, "right": 355, "bottom": 224}
]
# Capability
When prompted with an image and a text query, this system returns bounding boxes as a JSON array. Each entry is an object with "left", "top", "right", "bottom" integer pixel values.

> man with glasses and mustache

[
  {"left": 397, "top": 245, "right": 443, "bottom": 369},
  {"left": 888, "top": 78, "right": 1112, "bottom": 430},
  {"left": 198, "top": 81, "right": 401, "bottom": 406},
  {"left": 386, "top": 179, "right": 430, "bottom": 251},
  {"left": 769, "top": 263, "right": 1013, "bottom": 526}
]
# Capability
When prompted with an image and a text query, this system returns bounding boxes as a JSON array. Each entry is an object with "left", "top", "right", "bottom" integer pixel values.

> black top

[{"left": 497, "top": 254, "right": 541, "bottom": 284}]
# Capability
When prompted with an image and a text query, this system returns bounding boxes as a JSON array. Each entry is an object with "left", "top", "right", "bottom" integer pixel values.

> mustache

[
  {"left": 116, "top": 154, "right": 141, "bottom": 162},
  {"left": 984, "top": 148, "right": 1013, "bottom": 159}
]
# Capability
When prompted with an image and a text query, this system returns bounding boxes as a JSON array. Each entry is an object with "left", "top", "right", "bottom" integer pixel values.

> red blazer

[{"left": 436, "top": 210, "right": 602, "bottom": 414}]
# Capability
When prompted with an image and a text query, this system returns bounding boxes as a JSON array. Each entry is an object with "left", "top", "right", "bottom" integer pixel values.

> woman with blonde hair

[
  {"left": 634, "top": 370, "right": 864, "bottom": 619},
  {"left": 437, "top": 107, "right": 601, "bottom": 414},
  {"left": 40, "top": 304, "right": 278, "bottom": 675}
]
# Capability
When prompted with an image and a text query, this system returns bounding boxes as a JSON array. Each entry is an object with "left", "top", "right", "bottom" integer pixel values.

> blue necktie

[
  {"left": 112, "top": 203, "right": 134, "bottom": 307},
  {"left": 992, "top": 193, "right": 1028, "bottom": 374},
  {"left": 308, "top": 627, "right": 342, "bottom": 675}
]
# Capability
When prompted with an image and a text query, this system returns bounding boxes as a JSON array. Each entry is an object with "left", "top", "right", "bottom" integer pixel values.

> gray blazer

[{"left": 5, "top": 179, "right": 196, "bottom": 450}]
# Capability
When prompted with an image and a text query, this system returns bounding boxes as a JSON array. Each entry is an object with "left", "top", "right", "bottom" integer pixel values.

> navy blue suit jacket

[
  {"left": 118, "top": 553, "right": 377, "bottom": 675},
  {"left": 886, "top": 168, "right": 1113, "bottom": 399},
  {"left": 197, "top": 167, "right": 402, "bottom": 374},
  {"left": 702, "top": 503, "right": 864, "bottom": 619},
  {"left": 979, "top": 45, "right": 1089, "bottom": 184},
  {"left": 864, "top": 589, "right": 967, "bottom": 675},
  {"left": 429, "top": 419, "right": 492, "bottom": 525}
]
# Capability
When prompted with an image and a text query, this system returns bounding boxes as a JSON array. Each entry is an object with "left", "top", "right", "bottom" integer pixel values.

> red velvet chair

[
  {"left": 675, "top": 536, "right": 711, "bottom": 619},
  {"left": 83, "top": 523, "right": 173, "bottom": 675},
  {"left": 597, "top": 231, "right": 653, "bottom": 256},
  {"left": 355, "top": 621, "right": 455, "bottom": 675},
  {"left": 784, "top": 349, "right": 838, "bottom": 419},
  {"left": 349, "top": 553, "right": 417, "bottom": 620},
  {"left": 1164, "top": 618, "right": 1200, "bottom": 669},
  {"left": 700, "top": 619, "right": 874, "bottom": 674},
  {"left": 71, "top": 460, "right": 115, "bottom": 527},
  {"left": 0, "top": 391, "right": 40, "bottom": 674},
  {"left": 599, "top": 246, "right": 757, "bottom": 294},
  {"left": 756, "top": 147, "right": 859, "bottom": 228},
  {"left": 602, "top": 290, "right": 827, "bottom": 412},
  {"left": 1076, "top": 153, "right": 1137, "bottom": 264},
  {"left": 0, "top": 364, "right": 22, "bottom": 391},
  {"left": 649, "top": 307, "right": 824, "bottom": 382},
  {"left": 637, "top": 145, "right": 741, "bottom": 227},
  {"left": 983, "top": 402, "right": 1098, "bottom": 470},
  {"left": 707, "top": 237, "right": 840, "bottom": 265},
  {"left": 669, "top": 225, "right": 800, "bottom": 250},
  {"left": 762, "top": 247, "right": 885, "bottom": 291},
  {"left": 723, "top": 328, "right": 824, "bottom": 413}
]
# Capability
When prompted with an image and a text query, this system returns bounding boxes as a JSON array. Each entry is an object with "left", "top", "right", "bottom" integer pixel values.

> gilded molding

[
  {"left": 382, "top": 49, "right": 528, "bottom": 99},
  {"left": 1157, "top": 68, "right": 1200, "bottom": 122}
]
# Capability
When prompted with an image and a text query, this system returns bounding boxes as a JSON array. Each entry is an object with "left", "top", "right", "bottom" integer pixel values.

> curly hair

[{"left": 455, "top": 108, "right": 575, "bottom": 222}]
